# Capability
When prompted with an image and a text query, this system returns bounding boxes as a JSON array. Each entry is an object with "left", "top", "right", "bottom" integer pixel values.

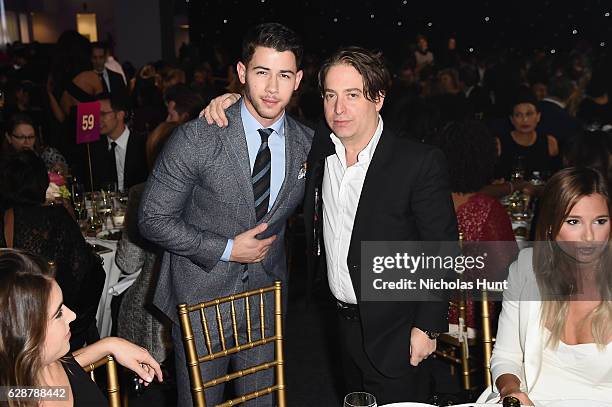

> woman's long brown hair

[{"left": 0, "top": 250, "right": 54, "bottom": 407}]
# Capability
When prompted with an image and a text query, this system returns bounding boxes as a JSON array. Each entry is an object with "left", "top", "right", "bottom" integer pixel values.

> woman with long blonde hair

[{"left": 489, "top": 167, "right": 612, "bottom": 405}]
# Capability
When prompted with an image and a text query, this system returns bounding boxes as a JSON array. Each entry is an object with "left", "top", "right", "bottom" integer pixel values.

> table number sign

[{"left": 76, "top": 101, "right": 101, "bottom": 144}]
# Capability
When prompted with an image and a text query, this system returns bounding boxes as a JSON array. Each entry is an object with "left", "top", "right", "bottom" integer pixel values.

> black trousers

[{"left": 336, "top": 307, "right": 432, "bottom": 405}]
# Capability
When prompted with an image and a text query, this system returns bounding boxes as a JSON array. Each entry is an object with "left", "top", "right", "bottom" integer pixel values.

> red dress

[{"left": 448, "top": 193, "right": 518, "bottom": 335}]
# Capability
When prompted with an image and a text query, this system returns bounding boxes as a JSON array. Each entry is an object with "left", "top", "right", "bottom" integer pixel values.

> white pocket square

[{"left": 298, "top": 162, "right": 307, "bottom": 179}]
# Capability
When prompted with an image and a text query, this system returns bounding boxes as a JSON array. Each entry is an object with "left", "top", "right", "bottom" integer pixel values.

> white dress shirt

[
  {"left": 108, "top": 127, "right": 130, "bottom": 191},
  {"left": 322, "top": 116, "right": 384, "bottom": 304}
]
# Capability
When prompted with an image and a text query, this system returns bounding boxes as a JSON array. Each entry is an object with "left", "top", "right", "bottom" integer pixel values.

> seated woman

[
  {"left": 489, "top": 167, "right": 612, "bottom": 405},
  {"left": 0, "top": 249, "right": 162, "bottom": 406},
  {"left": 3, "top": 113, "right": 69, "bottom": 173},
  {"left": 0, "top": 150, "right": 104, "bottom": 350},
  {"left": 481, "top": 94, "right": 560, "bottom": 198},
  {"left": 430, "top": 120, "right": 518, "bottom": 337}
]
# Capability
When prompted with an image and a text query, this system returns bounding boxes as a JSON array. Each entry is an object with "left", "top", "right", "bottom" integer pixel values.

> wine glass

[{"left": 343, "top": 392, "right": 377, "bottom": 407}]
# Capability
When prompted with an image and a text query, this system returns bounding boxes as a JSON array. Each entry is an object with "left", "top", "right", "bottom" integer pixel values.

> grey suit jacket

[{"left": 139, "top": 103, "right": 313, "bottom": 324}]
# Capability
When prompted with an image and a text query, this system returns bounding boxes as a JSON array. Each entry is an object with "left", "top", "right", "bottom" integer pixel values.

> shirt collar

[
  {"left": 108, "top": 126, "right": 129, "bottom": 150},
  {"left": 240, "top": 99, "right": 285, "bottom": 138},
  {"left": 329, "top": 115, "right": 384, "bottom": 168},
  {"left": 542, "top": 97, "right": 565, "bottom": 109}
]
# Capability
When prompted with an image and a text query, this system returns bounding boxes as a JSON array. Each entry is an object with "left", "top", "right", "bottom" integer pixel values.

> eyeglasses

[{"left": 11, "top": 134, "right": 36, "bottom": 142}]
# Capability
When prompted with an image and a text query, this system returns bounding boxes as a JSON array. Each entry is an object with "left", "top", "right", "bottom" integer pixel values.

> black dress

[
  {"left": 495, "top": 131, "right": 557, "bottom": 180},
  {"left": 0, "top": 205, "right": 105, "bottom": 349},
  {"left": 62, "top": 354, "right": 108, "bottom": 407}
]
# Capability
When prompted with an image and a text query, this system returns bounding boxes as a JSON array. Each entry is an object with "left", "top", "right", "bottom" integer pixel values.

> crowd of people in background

[{"left": 0, "top": 25, "right": 611, "bottom": 406}]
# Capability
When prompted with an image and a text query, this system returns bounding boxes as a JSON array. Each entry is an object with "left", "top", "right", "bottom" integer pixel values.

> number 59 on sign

[{"left": 76, "top": 101, "right": 101, "bottom": 144}]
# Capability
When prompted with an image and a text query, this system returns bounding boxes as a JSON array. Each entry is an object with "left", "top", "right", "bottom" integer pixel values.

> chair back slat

[
  {"left": 178, "top": 282, "right": 285, "bottom": 407},
  {"left": 259, "top": 292, "right": 265, "bottom": 339},
  {"left": 215, "top": 304, "right": 226, "bottom": 351},
  {"left": 200, "top": 308, "right": 213, "bottom": 355},
  {"left": 245, "top": 296, "right": 252, "bottom": 343},
  {"left": 230, "top": 300, "right": 239, "bottom": 347}
]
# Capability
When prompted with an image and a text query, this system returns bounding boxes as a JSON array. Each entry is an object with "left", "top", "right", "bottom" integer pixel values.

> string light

[
  {"left": 601, "top": 41, "right": 606, "bottom": 47},
  {"left": 427, "top": 22, "right": 432, "bottom": 27},
  {"left": 550, "top": 49, "right": 556, "bottom": 54},
  {"left": 370, "top": 14, "right": 375, "bottom": 19},
  {"left": 397, "top": 21, "right": 402, "bottom": 26},
  {"left": 484, "top": 16, "right": 490, "bottom": 22},
  {"left": 572, "top": 29, "right": 578, "bottom": 35}
]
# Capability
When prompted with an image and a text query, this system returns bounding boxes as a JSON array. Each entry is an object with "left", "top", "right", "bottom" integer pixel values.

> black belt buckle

[{"left": 336, "top": 301, "right": 359, "bottom": 320}]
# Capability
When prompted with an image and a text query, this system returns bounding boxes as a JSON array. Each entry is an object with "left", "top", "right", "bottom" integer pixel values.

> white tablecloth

[{"left": 88, "top": 237, "right": 120, "bottom": 338}]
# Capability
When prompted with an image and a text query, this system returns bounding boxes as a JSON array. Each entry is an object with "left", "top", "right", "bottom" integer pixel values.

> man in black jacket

[
  {"left": 303, "top": 47, "right": 457, "bottom": 404},
  {"left": 91, "top": 42, "right": 128, "bottom": 102}
]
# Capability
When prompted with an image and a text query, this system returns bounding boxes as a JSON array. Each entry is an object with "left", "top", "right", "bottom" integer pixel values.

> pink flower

[{"left": 48, "top": 171, "right": 65, "bottom": 186}]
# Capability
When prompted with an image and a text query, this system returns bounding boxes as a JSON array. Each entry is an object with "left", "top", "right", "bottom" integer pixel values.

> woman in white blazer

[{"left": 489, "top": 167, "right": 612, "bottom": 405}]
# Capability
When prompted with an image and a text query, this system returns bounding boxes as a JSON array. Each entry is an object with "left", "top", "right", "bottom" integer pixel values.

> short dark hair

[
  {"left": 98, "top": 93, "right": 131, "bottom": 115},
  {"left": 429, "top": 120, "right": 497, "bottom": 193},
  {"left": 91, "top": 42, "right": 107, "bottom": 53},
  {"left": 318, "top": 46, "right": 390, "bottom": 102},
  {"left": 547, "top": 76, "right": 574, "bottom": 101},
  {"left": 163, "top": 84, "right": 205, "bottom": 122},
  {"left": 510, "top": 88, "right": 540, "bottom": 114},
  {"left": 0, "top": 150, "right": 49, "bottom": 208},
  {"left": 241, "top": 23, "right": 303, "bottom": 68},
  {"left": 8, "top": 113, "right": 36, "bottom": 136}
]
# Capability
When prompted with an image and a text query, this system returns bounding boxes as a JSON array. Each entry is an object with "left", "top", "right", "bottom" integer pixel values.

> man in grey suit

[{"left": 139, "top": 23, "right": 313, "bottom": 406}]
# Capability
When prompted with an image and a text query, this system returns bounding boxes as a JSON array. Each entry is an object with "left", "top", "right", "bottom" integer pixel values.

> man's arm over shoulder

[{"left": 138, "top": 122, "right": 227, "bottom": 271}]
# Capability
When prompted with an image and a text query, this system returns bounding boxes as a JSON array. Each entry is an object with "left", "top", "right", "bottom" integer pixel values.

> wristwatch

[{"left": 422, "top": 329, "right": 440, "bottom": 340}]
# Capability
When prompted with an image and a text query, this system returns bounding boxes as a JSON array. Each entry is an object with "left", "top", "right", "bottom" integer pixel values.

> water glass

[{"left": 343, "top": 392, "right": 377, "bottom": 407}]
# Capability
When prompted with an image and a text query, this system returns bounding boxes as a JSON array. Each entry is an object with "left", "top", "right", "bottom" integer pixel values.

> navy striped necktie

[{"left": 252, "top": 128, "right": 273, "bottom": 221}]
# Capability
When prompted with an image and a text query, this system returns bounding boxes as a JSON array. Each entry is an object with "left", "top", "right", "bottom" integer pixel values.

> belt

[{"left": 336, "top": 300, "right": 359, "bottom": 320}]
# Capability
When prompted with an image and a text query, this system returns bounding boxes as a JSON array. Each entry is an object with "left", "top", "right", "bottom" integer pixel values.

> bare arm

[{"left": 73, "top": 337, "right": 163, "bottom": 384}]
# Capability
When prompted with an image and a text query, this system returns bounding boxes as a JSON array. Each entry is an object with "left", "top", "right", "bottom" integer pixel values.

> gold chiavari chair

[
  {"left": 434, "top": 233, "right": 495, "bottom": 391},
  {"left": 177, "top": 281, "right": 286, "bottom": 407},
  {"left": 83, "top": 355, "right": 122, "bottom": 407}
]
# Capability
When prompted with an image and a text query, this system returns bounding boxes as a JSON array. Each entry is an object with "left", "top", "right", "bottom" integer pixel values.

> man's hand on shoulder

[
  {"left": 229, "top": 223, "right": 276, "bottom": 263},
  {"left": 200, "top": 93, "right": 241, "bottom": 127},
  {"left": 409, "top": 327, "right": 436, "bottom": 367}
]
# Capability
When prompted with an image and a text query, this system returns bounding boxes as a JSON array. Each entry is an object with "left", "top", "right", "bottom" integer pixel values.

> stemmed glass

[{"left": 343, "top": 392, "right": 377, "bottom": 407}]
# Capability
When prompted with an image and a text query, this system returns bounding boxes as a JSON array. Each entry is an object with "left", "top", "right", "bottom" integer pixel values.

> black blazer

[
  {"left": 88, "top": 129, "right": 148, "bottom": 191},
  {"left": 537, "top": 99, "right": 582, "bottom": 148},
  {"left": 304, "top": 120, "right": 458, "bottom": 378},
  {"left": 107, "top": 69, "right": 129, "bottom": 102}
]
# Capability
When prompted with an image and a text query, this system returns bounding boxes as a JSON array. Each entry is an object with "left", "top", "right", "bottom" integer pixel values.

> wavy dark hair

[
  {"left": 429, "top": 120, "right": 496, "bottom": 193},
  {"left": 533, "top": 167, "right": 612, "bottom": 349},
  {"left": 0, "top": 150, "right": 49, "bottom": 210},
  {"left": 242, "top": 23, "right": 303, "bottom": 68},
  {"left": 318, "top": 46, "right": 391, "bottom": 103},
  {"left": 0, "top": 249, "right": 54, "bottom": 407}
]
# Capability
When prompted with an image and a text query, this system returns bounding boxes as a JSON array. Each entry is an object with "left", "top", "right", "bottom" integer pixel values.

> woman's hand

[{"left": 108, "top": 338, "right": 163, "bottom": 385}]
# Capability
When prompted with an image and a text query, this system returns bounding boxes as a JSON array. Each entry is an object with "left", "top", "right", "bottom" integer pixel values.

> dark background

[{"left": 187, "top": 0, "right": 611, "bottom": 63}]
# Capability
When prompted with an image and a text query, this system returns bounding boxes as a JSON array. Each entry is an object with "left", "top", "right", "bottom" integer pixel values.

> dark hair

[
  {"left": 0, "top": 249, "right": 54, "bottom": 394},
  {"left": 547, "top": 76, "right": 575, "bottom": 101},
  {"left": 241, "top": 23, "right": 303, "bottom": 68},
  {"left": 564, "top": 131, "right": 612, "bottom": 179},
  {"left": 163, "top": 84, "right": 205, "bottom": 122},
  {"left": 510, "top": 88, "right": 540, "bottom": 114},
  {"left": 318, "top": 46, "right": 391, "bottom": 102},
  {"left": 91, "top": 42, "right": 107, "bottom": 53},
  {"left": 98, "top": 92, "right": 131, "bottom": 115},
  {"left": 51, "top": 30, "right": 93, "bottom": 84},
  {"left": 429, "top": 120, "right": 496, "bottom": 192},
  {"left": 7, "top": 113, "right": 36, "bottom": 137},
  {"left": 458, "top": 65, "right": 479, "bottom": 88},
  {"left": 0, "top": 150, "right": 49, "bottom": 209}
]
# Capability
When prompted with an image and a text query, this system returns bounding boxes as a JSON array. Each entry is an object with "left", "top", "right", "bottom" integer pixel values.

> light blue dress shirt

[{"left": 220, "top": 99, "right": 286, "bottom": 261}]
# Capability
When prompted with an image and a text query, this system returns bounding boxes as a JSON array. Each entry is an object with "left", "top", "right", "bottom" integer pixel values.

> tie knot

[
  {"left": 110, "top": 141, "right": 117, "bottom": 150},
  {"left": 257, "top": 128, "right": 273, "bottom": 143}
]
